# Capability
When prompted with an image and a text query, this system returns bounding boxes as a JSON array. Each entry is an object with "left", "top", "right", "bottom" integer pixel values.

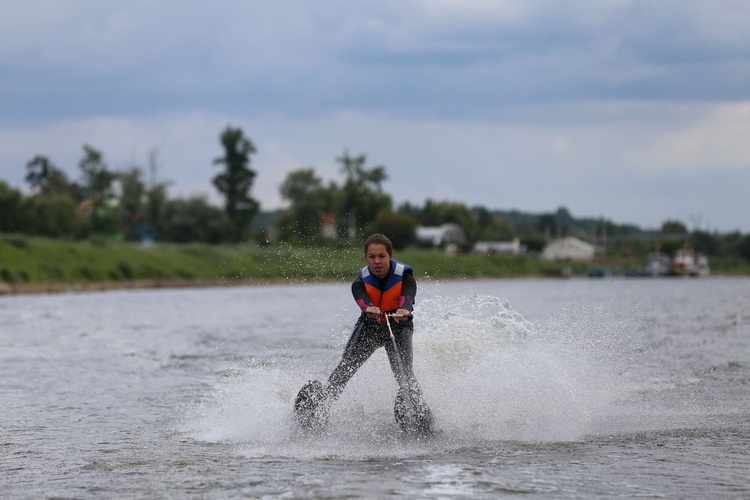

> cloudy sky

[{"left": 2, "top": 0, "right": 749, "bottom": 232}]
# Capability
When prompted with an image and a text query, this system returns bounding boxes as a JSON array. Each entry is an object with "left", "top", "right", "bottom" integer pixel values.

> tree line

[
  {"left": 2, "top": 125, "right": 750, "bottom": 263},
  {"left": 0, "top": 126, "right": 259, "bottom": 244}
]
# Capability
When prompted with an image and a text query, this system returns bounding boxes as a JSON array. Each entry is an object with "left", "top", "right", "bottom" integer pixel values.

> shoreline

[
  {"left": 0, "top": 277, "right": 340, "bottom": 296},
  {"left": 0, "top": 274, "right": 546, "bottom": 296},
  {"left": 1, "top": 273, "right": 741, "bottom": 297}
]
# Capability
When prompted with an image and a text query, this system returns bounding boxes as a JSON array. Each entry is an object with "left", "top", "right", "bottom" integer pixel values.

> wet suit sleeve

[
  {"left": 400, "top": 269, "right": 416, "bottom": 312},
  {"left": 352, "top": 276, "right": 372, "bottom": 311}
]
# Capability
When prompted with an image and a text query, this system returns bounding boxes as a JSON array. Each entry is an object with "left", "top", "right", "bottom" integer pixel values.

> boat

[
  {"left": 627, "top": 248, "right": 710, "bottom": 278},
  {"left": 671, "top": 248, "right": 710, "bottom": 277},
  {"left": 646, "top": 252, "right": 672, "bottom": 277}
]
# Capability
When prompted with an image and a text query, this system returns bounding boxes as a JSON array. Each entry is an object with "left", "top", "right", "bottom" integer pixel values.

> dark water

[{"left": 1, "top": 277, "right": 749, "bottom": 498}]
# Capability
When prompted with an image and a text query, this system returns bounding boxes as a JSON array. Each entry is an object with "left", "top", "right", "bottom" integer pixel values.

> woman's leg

[
  {"left": 386, "top": 321, "right": 433, "bottom": 433},
  {"left": 384, "top": 322, "right": 421, "bottom": 395},
  {"left": 325, "top": 318, "right": 383, "bottom": 400}
]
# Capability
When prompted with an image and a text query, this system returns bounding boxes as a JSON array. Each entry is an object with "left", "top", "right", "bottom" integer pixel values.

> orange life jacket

[{"left": 360, "top": 260, "right": 411, "bottom": 323}]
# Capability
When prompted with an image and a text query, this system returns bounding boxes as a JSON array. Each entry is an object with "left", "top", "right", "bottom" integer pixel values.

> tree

[
  {"left": 158, "top": 196, "right": 230, "bottom": 243},
  {"left": 661, "top": 219, "right": 688, "bottom": 235},
  {"left": 396, "top": 202, "right": 420, "bottom": 219},
  {"left": 722, "top": 231, "right": 744, "bottom": 258},
  {"left": 26, "top": 155, "right": 74, "bottom": 196},
  {"left": 45, "top": 169, "right": 76, "bottom": 197},
  {"left": 78, "top": 145, "right": 117, "bottom": 235},
  {"left": 144, "top": 182, "right": 169, "bottom": 241},
  {"left": 595, "top": 218, "right": 616, "bottom": 245},
  {"left": 213, "top": 125, "right": 259, "bottom": 242},
  {"left": 25, "top": 155, "right": 55, "bottom": 192},
  {"left": 0, "top": 181, "right": 25, "bottom": 233},
  {"left": 337, "top": 151, "right": 391, "bottom": 239},
  {"left": 25, "top": 193, "right": 80, "bottom": 239},
  {"left": 538, "top": 213, "right": 558, "bottom": 239},
  {"left": 521, "top": 234, "right": 547, "bottom": 253},
  {"left": 420, "top": 199, "right": 477, "bottom": 240},
  {"left": 279, "top": 168, "right": 326, "bottom": 241},
  {"left": 118, "top": 168, "right": 147, "bottom": 242},
  {"left": 142, "top": 147, "right": 170, "bottom": 242},
  {"left": 555, "top": 206, "right": 574, "bottom": 235},
  {"left": 691, "top": 230, "right": 721, "bottom": 256},
  {"left": 738, "top": 234, "right": 750, "bottom": 262},
  {"left": 372, "top": 210, "right": 418, "bottom": 249},
  {"left": 473, "top": 207, "right": 516, "bottom": 241},
  {"left": 79, "top": 145, "right": 116, "bottom": 201}
]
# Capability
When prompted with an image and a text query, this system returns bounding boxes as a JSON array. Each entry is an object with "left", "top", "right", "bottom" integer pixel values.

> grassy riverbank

[
  {"left": 0, "top": 235, "right": 565, "bottom": 293},
  {"left": 1, "top": 234, "right": 748, "bottom": 294}
]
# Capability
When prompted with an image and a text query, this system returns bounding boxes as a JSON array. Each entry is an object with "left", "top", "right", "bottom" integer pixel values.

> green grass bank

[{"left": 1, "top": 234, "right": 747, "bottom": 294}]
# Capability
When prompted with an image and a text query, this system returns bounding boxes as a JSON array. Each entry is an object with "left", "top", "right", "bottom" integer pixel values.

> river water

[{"left": 1, "top": 277, "right": 749, "bottom": 498}]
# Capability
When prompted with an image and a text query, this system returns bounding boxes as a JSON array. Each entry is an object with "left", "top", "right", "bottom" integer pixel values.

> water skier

[{"left": 294, "top": 233, "right": 433, "bottom": 435}]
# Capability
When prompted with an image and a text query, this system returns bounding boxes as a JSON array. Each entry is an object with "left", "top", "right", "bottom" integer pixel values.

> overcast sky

[{"left": 2, "top": 0, "right": 749, "bottom": 232}]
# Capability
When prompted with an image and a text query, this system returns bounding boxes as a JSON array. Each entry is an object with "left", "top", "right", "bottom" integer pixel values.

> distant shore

[
  {"left": 0, "top": 237, "right": 571, "bottom": 295},
  {"left": 2, "top": 236, "right": 748, "bottom": 296},
  {"left": 0, "top": 278, "right": 228, "bottom": 295},
  {"left": 0, "top": 276, "right": 342, "bottom": 296},
  {"left": 5, "top": 273, "right": 747, "bottom": 297}
]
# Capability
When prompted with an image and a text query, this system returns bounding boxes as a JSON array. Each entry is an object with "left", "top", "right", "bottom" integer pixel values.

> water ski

[
  {"left": 394, "top": 388, "right": 434, "bottom": 437},
  {"left": 293, "top": 380, "right": 330, "bottom": 432}
]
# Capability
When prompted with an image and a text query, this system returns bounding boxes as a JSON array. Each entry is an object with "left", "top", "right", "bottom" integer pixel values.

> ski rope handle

[
  {"left": 360, "top": 311, "right": 413, "bottom": 320},
  {"left": 383, "top": 312, "right": 408, "bottom": 385}
]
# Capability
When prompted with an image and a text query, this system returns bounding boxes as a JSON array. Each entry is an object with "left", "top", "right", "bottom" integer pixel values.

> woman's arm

[
  {"left": 399, "top": 270, "right": 416, "bottom": 311},
  {"left": 352, "top": 276, "right": 374, "bottom": 311}
]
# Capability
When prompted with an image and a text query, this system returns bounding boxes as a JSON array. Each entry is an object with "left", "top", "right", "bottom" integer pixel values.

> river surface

[{"left": 1, "top": 277, "right": 749, "bottom": 499}]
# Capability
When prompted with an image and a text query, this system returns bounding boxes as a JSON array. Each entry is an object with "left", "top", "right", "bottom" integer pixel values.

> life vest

[{"left": 360, "top": 260, "right": 411, "bottom": 323}]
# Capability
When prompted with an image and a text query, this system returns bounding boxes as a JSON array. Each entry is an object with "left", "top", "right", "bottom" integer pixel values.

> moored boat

[{"left": 672, "top": 248, "right": 710, "bottom": 276}]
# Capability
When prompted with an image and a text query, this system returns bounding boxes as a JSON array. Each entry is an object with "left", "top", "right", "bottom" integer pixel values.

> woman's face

[{"left": 365, "top": 243, "right": 391, "bottom": 278}]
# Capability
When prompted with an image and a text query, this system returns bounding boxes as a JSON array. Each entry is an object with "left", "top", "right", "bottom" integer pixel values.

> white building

[
  {"left": 416, "top": 223, "right": 467, "bottom": 247},
  {"left": 473, "top": 238, "right": 524, "bottom": 255},
  {"left": 540, "top": 237, "right": 596, "bottom": 262}
]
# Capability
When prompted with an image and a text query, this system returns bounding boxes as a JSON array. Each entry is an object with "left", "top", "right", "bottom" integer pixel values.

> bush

[
  {"left": 0, "top": 268, "right": 14, "bottom": 283},
  {"left": 1, "top": 234, "right": 28, "bottom": 248},
  {"left": 157, "top": 197, "right": 231, "bottom": 243},
  {"left": 373, "top": 210, "right": 418, "bottom": 250},
  {"left": 117, "top": 261, "right": 134, "bottom": 279},
  {"left": 25, "top": 193, "right": 80, "bottom": 239}
]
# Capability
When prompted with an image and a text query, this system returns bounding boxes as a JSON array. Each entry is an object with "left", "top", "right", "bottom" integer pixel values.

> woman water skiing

[{"left": 294, "top": 233, "right": 433, "bottom": 435}]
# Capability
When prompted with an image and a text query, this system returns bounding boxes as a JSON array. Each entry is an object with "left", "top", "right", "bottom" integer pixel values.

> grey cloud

[{"left": 2, "top": 0, "right": 750, "bottom": 123}]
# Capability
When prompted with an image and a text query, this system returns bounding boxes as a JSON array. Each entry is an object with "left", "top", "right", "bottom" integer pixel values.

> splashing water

[
  {"left": 415, "top": 294, "right": 628, "bottom": 443},
  {"left": 180, "top": 292, "right": 633, "bottom": 457}
]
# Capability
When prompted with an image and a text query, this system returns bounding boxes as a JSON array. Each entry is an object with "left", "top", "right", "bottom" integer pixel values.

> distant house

[
  {"left": 321, "top": 212, "right": 337, "bottom": 240},
  {"left": 473, "top": 238, "right": 525, "bottom": 255},
  {"left": 540, "top": 237, "right": 596, "bottom": 262},
  {"left": 416, "top": 223, "right": 467, "bottom": 247}
]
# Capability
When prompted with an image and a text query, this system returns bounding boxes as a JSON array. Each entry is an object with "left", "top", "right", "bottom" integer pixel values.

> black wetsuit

[{"left": 325, "top": 268, "right": 424, "bottom": 401}]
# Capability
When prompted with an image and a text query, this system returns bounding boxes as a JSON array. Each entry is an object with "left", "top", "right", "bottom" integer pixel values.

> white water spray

[{"left": 181, "top": 293, "right": 631, "bottom": 456}]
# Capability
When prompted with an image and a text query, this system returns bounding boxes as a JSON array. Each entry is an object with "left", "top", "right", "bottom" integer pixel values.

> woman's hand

[
  {"left": 393, "top": 308, "right": 412, "bottom": 323},
  {"left": 365, "top": 306, "right": 381, "bottom": 318}
]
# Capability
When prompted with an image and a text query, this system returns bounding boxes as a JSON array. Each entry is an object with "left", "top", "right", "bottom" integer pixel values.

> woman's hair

[{"left": 364, "top": 233, "right": 393, "bottom": 256}]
